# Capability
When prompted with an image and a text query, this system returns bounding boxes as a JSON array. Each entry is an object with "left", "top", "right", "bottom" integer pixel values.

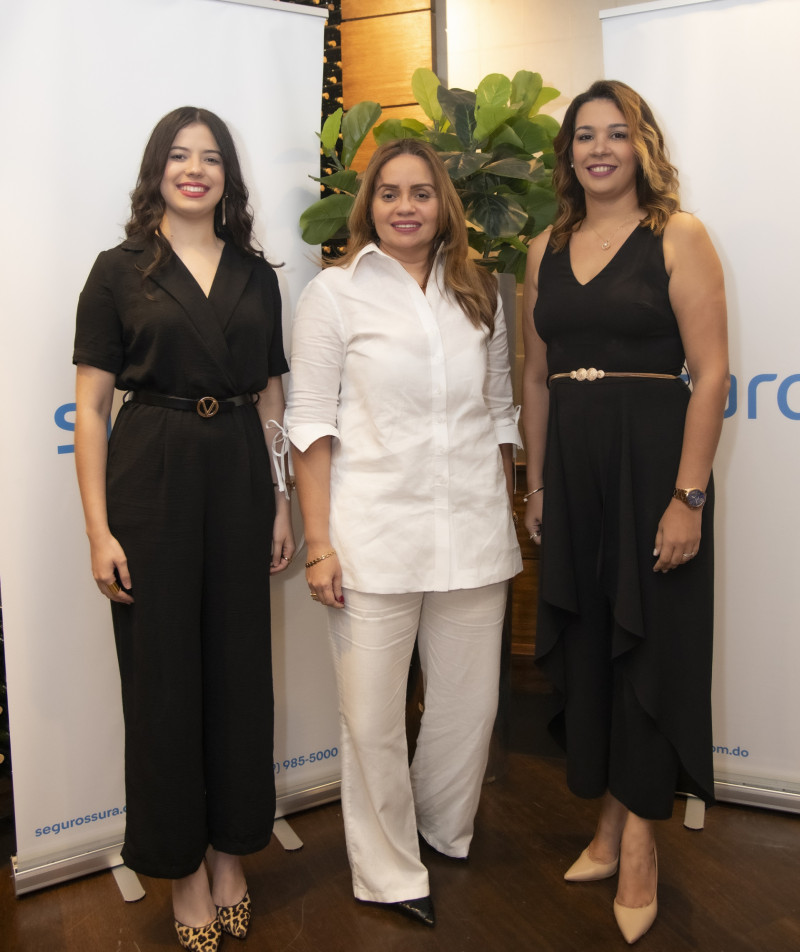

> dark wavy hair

[
  {"left": 550, "top": 80, "right": 681, "bottom": 252},
  {"left": 126, "top": 106, "right": 262, "bottom": 281},
  {"left": 336, "top": 139, "right": 497, "bottom": 333}
]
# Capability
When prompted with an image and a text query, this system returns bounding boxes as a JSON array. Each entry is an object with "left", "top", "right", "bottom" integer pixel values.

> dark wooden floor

[{"left": 2, "top": 655, "right": 800, "bottom": 952}]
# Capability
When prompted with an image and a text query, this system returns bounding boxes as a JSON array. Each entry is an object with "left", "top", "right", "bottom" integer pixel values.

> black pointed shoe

[{"left": 391, "top": 895, "right": 436, "bottom": 927}]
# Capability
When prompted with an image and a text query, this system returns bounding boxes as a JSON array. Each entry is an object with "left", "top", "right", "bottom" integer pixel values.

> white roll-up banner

[
  {"left": 602, "top": 0, "right": 800, "bottom": 812},
  {"left": 0, "top": 0, "right": 339, "bottom": 895}
]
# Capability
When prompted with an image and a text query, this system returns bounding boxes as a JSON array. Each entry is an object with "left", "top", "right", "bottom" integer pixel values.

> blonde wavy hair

[
  {"left": 335, "top": 139, "right": 497, "bottom": 333},
  {"left": 550, "top": 80, "right": 681, "bottom": 252}
]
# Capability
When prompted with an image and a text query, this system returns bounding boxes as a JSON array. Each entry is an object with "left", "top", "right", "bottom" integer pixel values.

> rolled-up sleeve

[
  {"left": 286, "top": 277, "right": 346, "bottom": 452},
  {"left": 485, "top": 296, "right": 522, "bottom": 447}
]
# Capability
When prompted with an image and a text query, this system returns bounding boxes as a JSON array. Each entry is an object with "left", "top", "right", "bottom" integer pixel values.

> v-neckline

[
  {"left": 173, "top": 242, "right": 227, "bottom": 300},
  {"left": 568, "top": 226, "right": 639, "bottom": 288}
]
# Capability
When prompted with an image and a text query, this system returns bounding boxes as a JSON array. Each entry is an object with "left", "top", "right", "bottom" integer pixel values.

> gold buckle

[
  {"left": 196, "top": 396, "right": 219, "bottom": 418},
  {"left": 570, "top": 367, "right": 605, "bottom": 381}
]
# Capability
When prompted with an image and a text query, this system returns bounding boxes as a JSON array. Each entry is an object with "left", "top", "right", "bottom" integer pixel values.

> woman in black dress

[
  {"left": 74, "top": 107, "right": 293, "bottom": 951},
  {"left": 522, "top": 81, "right": 728, "bottom": 944}
]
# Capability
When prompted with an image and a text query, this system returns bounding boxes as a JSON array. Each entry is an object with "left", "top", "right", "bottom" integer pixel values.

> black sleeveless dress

[{"left": 533, "top": 226, "right": 715, "bottom": 818}]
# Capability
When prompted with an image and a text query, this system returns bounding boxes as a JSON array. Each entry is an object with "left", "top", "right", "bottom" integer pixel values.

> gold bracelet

[
  {"left": 523, "top": 486, "right": 544, "bottom": 502},
  {"left": 305, "top": 550, "right": 337, "bottom": 568}
]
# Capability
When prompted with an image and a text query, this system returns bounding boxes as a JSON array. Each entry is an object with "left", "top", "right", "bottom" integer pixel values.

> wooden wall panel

[
  {"left": 342, "top": 0, "right": 430, "bottom": 18},
  {"left": 341, "top": 11, "right": 432, "bottom": 108}
]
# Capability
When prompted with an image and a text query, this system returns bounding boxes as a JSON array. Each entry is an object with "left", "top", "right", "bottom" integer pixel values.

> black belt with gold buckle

[{"left": 124, "top": 390, "right": 257, "bottom": 418}]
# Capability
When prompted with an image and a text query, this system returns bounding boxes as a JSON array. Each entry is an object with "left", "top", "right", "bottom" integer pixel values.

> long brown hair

[
  {"left": 550, "top": 80, "right": 680, "bottom": 252},
  {"left": 126, "top": 106, "right": 262, "bottom": 281},
  {"left": 337, "top": 139, "right": 497, "bottom": 333}
]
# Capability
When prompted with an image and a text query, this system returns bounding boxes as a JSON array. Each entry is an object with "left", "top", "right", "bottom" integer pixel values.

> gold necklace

[{"left": 584, "top": 216, "right": 637, "bottom": 250}]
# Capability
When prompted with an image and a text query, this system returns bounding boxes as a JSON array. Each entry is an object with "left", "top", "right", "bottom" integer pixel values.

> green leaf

[
  {"left": 502, "top": 234, "right": 530, "bottom": 253},
  {"left": 426, "top": 131, "right": 463, "bottom": 152},
  {"left": 341, "top": 101, "right": 382, "bottom": 167},
  {"left": 474, "top": 104, "right": 517, "bottom": 144},
  {"left": 507, "top": 116, "right": 552, "bottom": 154},
  {"left": 530, "top": 113, "right": 561, "bottom": 138},
  {"left": 319, "top": 169, "right": 359, "bottom": 195},
  {"left": 510, "top": 71, "right": 542, "bottom": 115},
  {"left": 299, "top": 193, "right": 355, "bottom": 245},
  {"left": 489, "top": 124, "right": 524, "bottom": 152},
  {"left": 372, "top": 118, "right": 422, "bottom": 145},
  {"left": 440, "top": 151, "right": 490, "bottom": 180},
  {"left": 463, "top": 193, "right": 528, "bottom": 238},
  {"left": 411, "top": 67, "right": 443, "bottom": 123},
  {"left": 531, "top": 85, "right": 561, "bottom": 113},
  {"left": 518, "top": 184, "right": 558, "bottom": 234},
  {"left": 467, "top": 228, "right": 489, "bottom": 255},
  {"left": 437, "top": 86, "right": 477, "bottom": 147},
  {"left": 493, "top": 243, "right": 528, "bottom": 280},
  {"left": 319, "top": 108, "right": 342, "bottom": 154},
  {"left": 476, "top": 73, "right": 512, "bottom": 109},
  {"left": 480, "top": 157, "right": 541, "bottom": 182}
]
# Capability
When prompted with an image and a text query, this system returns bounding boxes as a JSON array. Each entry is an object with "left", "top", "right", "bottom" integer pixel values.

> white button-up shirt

[{"left": 286, "top": 244, "right": 522, "bottom": 594}]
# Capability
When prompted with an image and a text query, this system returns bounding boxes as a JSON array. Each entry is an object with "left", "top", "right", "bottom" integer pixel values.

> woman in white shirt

[{"left": 287, "top": 139, "right": 522, "bottom": 927}]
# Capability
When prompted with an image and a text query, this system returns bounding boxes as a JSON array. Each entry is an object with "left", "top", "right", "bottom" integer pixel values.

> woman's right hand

[
  {"left": 524, "top": 493, "right": 544, "bottom": 546},
  {"left": 89, "top": 532, "right": 134, "bottom": 604},
  {"left": 306, "top": 549, "right": 344, "bottom": 609}
]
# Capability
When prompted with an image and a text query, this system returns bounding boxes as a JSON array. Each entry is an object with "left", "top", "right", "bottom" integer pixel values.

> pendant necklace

[{"left": 584, "top": 216, "right": 637, "bottom": 251}]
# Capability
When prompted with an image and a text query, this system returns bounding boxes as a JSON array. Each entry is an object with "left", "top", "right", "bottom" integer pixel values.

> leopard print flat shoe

[
  {"left": 217, "top": 889, "right": 251, "bottom": 939},
  {"left": 174, "top": 915, "right": 222, "bottom": 951}
]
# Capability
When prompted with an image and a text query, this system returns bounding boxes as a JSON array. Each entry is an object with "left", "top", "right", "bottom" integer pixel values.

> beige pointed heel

[
  {"left": 613, "top": 849, "right": 658, "bottom": 944},
  {"left": 564, "top": 847, "right": 619, "bottom": 882}
]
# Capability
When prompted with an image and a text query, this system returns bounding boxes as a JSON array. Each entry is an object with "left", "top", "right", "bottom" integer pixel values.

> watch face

[{"left": 686, "top": 489, "right": 706, "bottom": 508}]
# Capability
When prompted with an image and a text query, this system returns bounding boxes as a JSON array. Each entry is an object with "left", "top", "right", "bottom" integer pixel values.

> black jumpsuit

[
  {"left": 533, "top": 227, "right": 715, "bottom": 819},
  {"left": 74, "top": 240, "right": 289, "bottom": 877}
]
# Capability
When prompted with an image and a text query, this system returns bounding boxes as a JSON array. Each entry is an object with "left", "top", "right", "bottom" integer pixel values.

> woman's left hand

[
  {"left": 524, "top": 493, "right": 544, "bottom": 546},
  {"left": 270, "top": 506, "right": 296, "bottom": 574},
  {"left": 652, "top": 499, "right": 701, "bottom": 572}
]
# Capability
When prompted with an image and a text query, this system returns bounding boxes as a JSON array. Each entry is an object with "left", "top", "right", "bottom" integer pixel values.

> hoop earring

[{"left": 221, "top": 195, "right": 227, "bottom": 227}]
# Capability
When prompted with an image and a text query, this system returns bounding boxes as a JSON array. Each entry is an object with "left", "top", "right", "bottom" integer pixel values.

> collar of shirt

[{"left": 348, "top": 241, "right": 445, "bottom": 284}]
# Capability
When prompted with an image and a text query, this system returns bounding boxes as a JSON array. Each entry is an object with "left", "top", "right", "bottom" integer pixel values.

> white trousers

[{"left": 327, "top": 582, "right": 507, "bottom": 902}]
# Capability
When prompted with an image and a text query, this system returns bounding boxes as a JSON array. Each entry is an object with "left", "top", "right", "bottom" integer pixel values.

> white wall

[{"left": 444, "top": 0, "right": 666, "bottom": 105}]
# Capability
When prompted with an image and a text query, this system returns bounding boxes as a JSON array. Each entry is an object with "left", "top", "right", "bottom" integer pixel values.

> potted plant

[{"left": 299, "top": 67, "right": 561, "bottom": 282}]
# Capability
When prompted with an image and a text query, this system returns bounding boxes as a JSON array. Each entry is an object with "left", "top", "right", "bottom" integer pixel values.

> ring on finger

[
  {"left": 309, "top": 592, "right": 319, "bottom": 600},
  {"left": 108, "top": 581, "right": 121, "bottom": 595}
]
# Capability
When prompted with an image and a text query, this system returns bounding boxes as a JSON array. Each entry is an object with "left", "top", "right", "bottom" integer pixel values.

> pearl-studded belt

[{"left": 547, "top": 368, "right": 680, "bottom": 387}]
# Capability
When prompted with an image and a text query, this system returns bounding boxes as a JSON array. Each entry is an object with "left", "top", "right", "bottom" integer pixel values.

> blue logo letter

[{"left": 55, "top": 403, "right": 76, "bottom": 454}]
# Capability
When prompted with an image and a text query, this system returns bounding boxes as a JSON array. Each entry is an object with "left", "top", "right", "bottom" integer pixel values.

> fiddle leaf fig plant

[{"left": 299, "top": 68, "right": 561, "bottom": 282}]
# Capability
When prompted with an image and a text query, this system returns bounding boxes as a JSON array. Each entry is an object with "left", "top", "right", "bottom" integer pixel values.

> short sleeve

[
  {"left": 263, "top": 263, "right": 290, "bottom": 378},
  {"left": 73, "top": 250, "right": 124, "bottom": 375}
]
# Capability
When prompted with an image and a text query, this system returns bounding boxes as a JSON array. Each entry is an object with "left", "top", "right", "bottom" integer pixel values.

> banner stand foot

[
  {"left": 273, "top": 818, "right": 303, "bottom": 851},
  {"left": 112, "top": 864, "right": 146, "bottom": 902}
]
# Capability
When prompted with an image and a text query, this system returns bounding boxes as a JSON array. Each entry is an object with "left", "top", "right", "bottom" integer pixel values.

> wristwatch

[{"left": 672, "top": 487, "right": 706, "bottom": 509}]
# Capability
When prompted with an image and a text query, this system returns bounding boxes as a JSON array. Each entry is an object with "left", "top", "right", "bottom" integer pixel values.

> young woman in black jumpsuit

[
  {"left": 522, "top": 81, "right": 729, "bottom": 944},
  {"left": 74, "top": 107, "right": 294, "bottom": 952}
]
